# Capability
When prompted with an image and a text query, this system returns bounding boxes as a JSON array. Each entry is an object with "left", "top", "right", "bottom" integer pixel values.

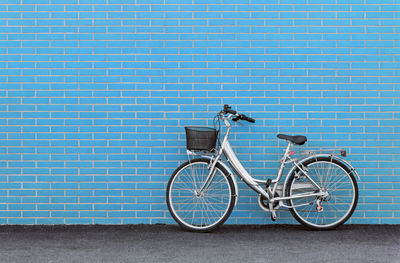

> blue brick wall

[{"left": 0, "top": 0, "right": 399, "bottom": 225}]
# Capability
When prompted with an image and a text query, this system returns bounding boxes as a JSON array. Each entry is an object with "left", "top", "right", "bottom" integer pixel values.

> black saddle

[{"left": 277, "top": 134, "right": 307, "bottom": 145}]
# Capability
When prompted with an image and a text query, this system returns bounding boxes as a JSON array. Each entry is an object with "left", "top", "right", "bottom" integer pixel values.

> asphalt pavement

[{"left": 0, "top": 224, "right": 398, "bottom": 263}]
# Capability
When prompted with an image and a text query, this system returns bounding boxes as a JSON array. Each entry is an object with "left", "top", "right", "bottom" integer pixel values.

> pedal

[
  {"left": 270, "top": 211, "right": 276, "bottom": 221},
  {"left": 269, "top": 199, "right": 277, "bottom": 221}
]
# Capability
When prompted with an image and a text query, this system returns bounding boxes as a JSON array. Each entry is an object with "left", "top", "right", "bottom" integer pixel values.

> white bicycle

[{"left": 166, "top": 105, "right": 359, "bottom": 232}]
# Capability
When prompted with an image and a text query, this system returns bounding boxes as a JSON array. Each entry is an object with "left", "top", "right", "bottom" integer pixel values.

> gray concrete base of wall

[{"left": 0, "top": 224, "right": 398, "bottom": 263}]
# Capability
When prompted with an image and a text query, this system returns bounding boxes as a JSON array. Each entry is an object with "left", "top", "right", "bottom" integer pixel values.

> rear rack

[{"left": 299, "top": 148, "right": 347, "bottom": 157}]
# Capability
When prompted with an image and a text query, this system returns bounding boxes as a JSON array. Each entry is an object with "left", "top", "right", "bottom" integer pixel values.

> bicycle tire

[
  {"left": 166, "top": 158, "right": 236, "bottom": 232},
  {"left": 285, "top": 156, "right": 359, "bottom": 230}
]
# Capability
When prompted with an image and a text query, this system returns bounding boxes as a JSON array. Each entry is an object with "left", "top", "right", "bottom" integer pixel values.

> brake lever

[{"left": 236, "top": 120, "right": 244, "bottom": 127}]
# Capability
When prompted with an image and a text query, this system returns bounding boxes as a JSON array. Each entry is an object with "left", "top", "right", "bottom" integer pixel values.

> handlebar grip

[
  {"left": 234, "top": 114, "right": 255, "bottom": 123},
  {"left": 242, "top": 115, "right": 255, "bottom": 123},
  {"left": 226, "top": 109, "right": 237, "bottom": 115}
]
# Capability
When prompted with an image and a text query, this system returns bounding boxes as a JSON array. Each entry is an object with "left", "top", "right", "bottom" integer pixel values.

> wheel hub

[
  {"left": 320, "top": 188, "right": 329, "bottom": 198},
  {"left": 194, "top": 190, "right": 204, "bottom": 198}
]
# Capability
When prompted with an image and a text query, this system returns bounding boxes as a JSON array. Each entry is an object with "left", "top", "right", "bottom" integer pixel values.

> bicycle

[{"left": 166, "top": 105, "right": 359, "bottom": 232}]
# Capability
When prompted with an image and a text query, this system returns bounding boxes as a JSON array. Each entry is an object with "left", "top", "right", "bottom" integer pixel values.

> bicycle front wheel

[
  {"left": 166, "top": 158, "right": 236, "bottom": 232},
  {"left": 286, "top": 156, "right": 358, "bottom": 230}
]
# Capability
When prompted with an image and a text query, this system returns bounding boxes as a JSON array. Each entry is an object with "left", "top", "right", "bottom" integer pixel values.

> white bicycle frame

[{"left": 194, "top": 113, "right": 360, "bottom": 211}]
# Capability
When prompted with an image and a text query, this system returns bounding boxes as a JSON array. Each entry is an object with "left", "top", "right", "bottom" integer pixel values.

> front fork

[{"left": 197, "top": 154, "right": 220, "bottom": 196}]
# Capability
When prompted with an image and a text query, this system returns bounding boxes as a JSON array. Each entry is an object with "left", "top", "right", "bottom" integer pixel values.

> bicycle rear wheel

[
  {"left": 166, "top": 158, "right": 236, "bottom": 232},
  {"left": 286, "top": 156, "right": 358, "bottom": 230}
]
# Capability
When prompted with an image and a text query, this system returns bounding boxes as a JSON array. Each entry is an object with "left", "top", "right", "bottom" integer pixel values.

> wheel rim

[
  {"left": 289, "top": 161, "right": 356, "bottom": 228},
  {"left": 168, "top": 162, "right": 232, "bottom": 230}
]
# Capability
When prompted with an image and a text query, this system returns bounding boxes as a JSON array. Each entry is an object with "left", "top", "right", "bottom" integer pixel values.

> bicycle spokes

[
  {"left": 288, "top": 160, "right": 357, "bottom": 228},
  {"left": 167, "top": 160, "right": 235, "bottom": 231}
]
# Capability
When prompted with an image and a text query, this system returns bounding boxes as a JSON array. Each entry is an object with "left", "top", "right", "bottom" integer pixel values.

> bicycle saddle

[{"left": 277, "top": 134, "right": 307, "bottom": 145}]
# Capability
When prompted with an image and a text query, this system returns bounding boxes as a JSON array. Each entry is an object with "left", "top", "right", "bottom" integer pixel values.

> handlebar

[
  {"left": 239, "top": 114, "right": 256, "bottom": 123},
  {"left": 223, "top": 104, "right": 237, "bottom": 115},
  {"left": 222, "top": 104, "right": 255, "bottom": 124}
]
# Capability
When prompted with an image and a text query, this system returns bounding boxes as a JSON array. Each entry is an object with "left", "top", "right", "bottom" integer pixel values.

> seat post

[
  {"left": 284, "top": 142, "right": 292, "bottom": 159},
  {"left": 274, "top": 142, "right": 293, "bottom": 184}
]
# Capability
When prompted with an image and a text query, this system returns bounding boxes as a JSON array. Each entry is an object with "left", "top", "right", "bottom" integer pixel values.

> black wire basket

[{"left": 184, "top": 127, "right": 218, "bottom": 152}]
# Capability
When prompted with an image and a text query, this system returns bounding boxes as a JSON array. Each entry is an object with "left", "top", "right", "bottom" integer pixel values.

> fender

[
  {"left": 201, "top": 156, "right": 239, "bottom": 207},
  {"left": 282, "top": 154, "right": 360, "bottom": 197}
]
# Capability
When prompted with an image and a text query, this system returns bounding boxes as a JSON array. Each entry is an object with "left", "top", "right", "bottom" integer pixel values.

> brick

[{"left": 0, "top": 1, "right": 398, "bottom": 226}]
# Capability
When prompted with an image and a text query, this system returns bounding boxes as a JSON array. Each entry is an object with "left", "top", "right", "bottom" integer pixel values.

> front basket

[{"left": 184, "top": 127, "right": 218, "bottom": 152}]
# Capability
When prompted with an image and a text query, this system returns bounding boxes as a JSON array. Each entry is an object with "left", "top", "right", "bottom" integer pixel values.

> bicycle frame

[
  {"left": 170, "top": 106, "right": 360, "bottom": 231},
  {"left": 197, "top": 113, "right": 327, "bottom": 209}
]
